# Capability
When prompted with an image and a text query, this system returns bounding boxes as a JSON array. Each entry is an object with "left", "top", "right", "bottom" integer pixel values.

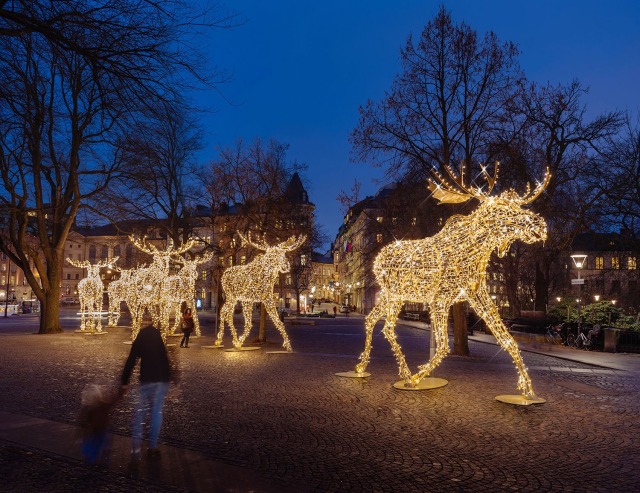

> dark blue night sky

[{"left": 194, "top": 0, "right": 640, "bottom": 246}]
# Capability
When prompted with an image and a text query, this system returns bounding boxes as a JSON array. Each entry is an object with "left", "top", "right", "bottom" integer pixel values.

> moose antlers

[
  {"left": 129, "top": 235, "right": 196, "bottom": 257},
  {"left": 66, "top": 257, "right": 118, "bottom": 269},
  {"left": 238, "top": 231, "right": 307, "bottom": 252},
  {"left": 428, "top": 161, "right": 550, "bottom": 205}
]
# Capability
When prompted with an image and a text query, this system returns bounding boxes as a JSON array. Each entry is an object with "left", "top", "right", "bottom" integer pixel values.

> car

[
  {"left": 339, "top": 305, "right": 350, "bottom": 313},
  {"left": 60, "top": 297, "right": 78, "bottom": 305}
]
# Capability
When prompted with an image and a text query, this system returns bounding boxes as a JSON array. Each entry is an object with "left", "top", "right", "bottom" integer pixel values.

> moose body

[
  {"left": 162, "top": 254, "right": 213, "bottom": 337},
  {"left": 216, "top": 233, "right": 306, "bottom": 351},
  {"left": 67, "top": 258, "right": 116, "bottom": 333},
  {"left": 355, "top": 165, "right": 549, "bottom": 399},
  {"left": 123, "top": 237, "right": 195, "bottom": 340}
]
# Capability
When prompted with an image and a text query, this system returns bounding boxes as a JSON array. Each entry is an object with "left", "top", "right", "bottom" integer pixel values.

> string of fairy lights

[
  {"left": 351, "top": 163, "right": 550, "bottom": 400},
  {"left": 216, "top": 232, "right": 306, "bottom": 351},
  {"left": 66, "top": 257, "right": 117, "bottom": 333}
]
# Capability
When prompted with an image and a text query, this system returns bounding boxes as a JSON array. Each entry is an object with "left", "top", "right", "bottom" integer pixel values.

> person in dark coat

[
  {"left": 121, "top": 314, "right": 171, "bottom": 459},
  {"left": 180, "top": 308, "right": 194, "bottom": 348}
]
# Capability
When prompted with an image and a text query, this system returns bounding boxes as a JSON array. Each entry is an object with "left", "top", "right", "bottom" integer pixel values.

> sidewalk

[
  {"left": 397, "top": 318, "right": 640, "bottom": 374},
  {"left": 0, "top": 410, "right": 291, "bottom": 492}
]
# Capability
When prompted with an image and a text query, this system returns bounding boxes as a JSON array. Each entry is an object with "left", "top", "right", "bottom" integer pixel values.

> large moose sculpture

[
  {"left": 216, "top": 233, "right": 306, "bottom": 352},
  {"left": 125, "top": 236, "right": 195, "bottom": 340},
  {"left": 162, "top": 252, "right": 214, "bottom": 337},
  {"left": 66, "top": 258, "right": 117, "bottom": 333},
  {"left": 348, "top": 163, "right": 550, "bottom": 403}
]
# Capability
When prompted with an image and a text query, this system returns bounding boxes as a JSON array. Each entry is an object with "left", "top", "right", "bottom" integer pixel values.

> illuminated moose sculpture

[
  {"left": 125, "top": 236, "right": 195, "bottom": 339},
  {"left": 350, "top": 163, "right": 550, "bottom": 402},
  {"left": 107, "top": 268, "right": 133, "bottom": 327},
  {"left": 66, "top": 258, "right": 117, "bottom": 333},
  {"left": 163, "top": 252, "right": 214, "bottom": 337},
  {"left": 216, "top": 233, "right": 306, "bottom": 351}
]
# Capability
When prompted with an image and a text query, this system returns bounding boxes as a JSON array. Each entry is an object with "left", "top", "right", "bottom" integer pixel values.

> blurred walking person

[{"left": 121, "top": 312, "right": 171, "bottom": 459}]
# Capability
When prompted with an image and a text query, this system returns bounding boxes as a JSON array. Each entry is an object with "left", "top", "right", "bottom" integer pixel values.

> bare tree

[
  {"left": 0, "top": 1, "right": 233, "bottom": 333},
  {"left": 350, "top": 7, "right": 522, "bottom": 355},
  {"left": 88, "top": 101, "right": 205, "bottom": 248},
  {"left": 205, "top": 138, "right": 318, "bottom": 340},
  {"left": 493, "top": 81, "right": 623, "bottom": 312}
]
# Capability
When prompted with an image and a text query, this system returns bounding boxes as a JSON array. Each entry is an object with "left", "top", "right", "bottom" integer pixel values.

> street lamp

[{"left": 570, "top": 254, "right": 587, "bottom": 329}]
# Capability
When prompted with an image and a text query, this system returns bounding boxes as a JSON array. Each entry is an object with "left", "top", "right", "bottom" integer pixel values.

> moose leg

[
  {"left": 380, "top": 302, "right": 414, "bottom": 382},
  {"left": 469, "top": 292, "right": 537, "bottom": 399},
  {"left": 264, "top": 301, "right": 292, "bottom": 352},
  {"left": 215, "top": 301, "right": 231, "bottom": 346},
  {"left": 236, "top": 301, "right": 253, "bottom": 348},
  {"left": 354, "top": 302, "right": 385, "bottom": 374},
  {"left": 78, "top": 301, "right": 86, "bottom": 331},
  {"left": 412, "top": 307, "right": 451, "bottom": 385}
]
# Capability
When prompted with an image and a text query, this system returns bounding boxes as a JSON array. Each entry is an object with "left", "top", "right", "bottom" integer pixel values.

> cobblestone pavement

[{"left": 0, "top": 310, "right": 639, "bottom": 492}]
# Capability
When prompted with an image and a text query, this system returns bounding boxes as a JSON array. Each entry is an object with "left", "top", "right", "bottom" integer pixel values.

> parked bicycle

[
  {"left": 544, "top": 323, "right": 564, "bottom": 345},
  {"left": 566, "top": 325, "right": 599, "bottom": 350}
]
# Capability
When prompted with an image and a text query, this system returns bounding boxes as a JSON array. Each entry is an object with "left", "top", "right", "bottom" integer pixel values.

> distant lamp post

[
  {"left": 570, "top": 254, "right": 587, "bottom": 328},
  {"left": 608, "top": 299, "right": 617, "bottom": 325}
]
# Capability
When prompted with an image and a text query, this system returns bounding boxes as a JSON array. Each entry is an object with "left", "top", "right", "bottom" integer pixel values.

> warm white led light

[
  {"left": 216, "top": 233, "right": 306, "bottom": 351},
  {"left": 354, "top": 163, "right": 550, "bottom": 399},
  {"left": 121, "top": 236, "right": 196, "bottom": 340},
  {"left": 66, "top": 257, "right": 117, "bottom": 333}
]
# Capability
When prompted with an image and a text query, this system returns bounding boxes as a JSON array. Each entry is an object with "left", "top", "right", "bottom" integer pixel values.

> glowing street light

[{"left": 570, "top": 254, "right": 587, "bottom": 329}]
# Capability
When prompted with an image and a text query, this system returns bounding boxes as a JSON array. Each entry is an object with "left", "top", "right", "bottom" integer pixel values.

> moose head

[
  {"left": 237, "top": 232, "right": 307, "bottom": 274},
  {"left": 428, "top": 162, "right": 550, "bottom": 257}
]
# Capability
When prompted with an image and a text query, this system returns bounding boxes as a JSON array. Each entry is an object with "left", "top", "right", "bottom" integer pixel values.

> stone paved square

[{"left": 0, "top": 311, "right": 639, "bottom": 492}]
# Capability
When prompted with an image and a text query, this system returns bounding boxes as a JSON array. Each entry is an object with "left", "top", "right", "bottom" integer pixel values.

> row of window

[{"left": 593, "top": 256, "right": 636, "bottom": 270}]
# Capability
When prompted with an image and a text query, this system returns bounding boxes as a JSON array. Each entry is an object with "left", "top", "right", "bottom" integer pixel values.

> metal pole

[{"left": 4, "top": 257, "right": 10, "bottom": 317}]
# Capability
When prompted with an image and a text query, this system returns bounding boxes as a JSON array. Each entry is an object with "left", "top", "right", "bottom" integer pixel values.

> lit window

[
  {"left": 392, "top": 217, "right": 397, "bottom": 225},
  {"left": 628, "top": 257, "right": 637, "bottom": 270},
  {"left": 411, "top": 217, "right": 417, "bottom": 227},
  {"left": 201, "top": 270, "right": 207, "bottom": 281},
  {"left": 376, "top": 234, "right": 382, "bottom": 243},
  {"left": 241, "top": 255, "right": 246, "bottom": 265},
  {"left": 230, "top": 238, "right": 236, "bottom": 248},
  {"left": 301, "top": 254, "right": 307, "bottom": 266},
  {"left": 595, "top": 257, "right": 604, "bottom": 269},
  {"left": 228, "top": 256, "right": 233, "bottom": 267},
  {"left": 611, "top": 257, "right": 620, "bottom": 269},
  {"left": 376, "top": 216, "right": 383, "bottom": 223},
  {"left": 218, "top": 256, "right": 224, "bottom": 265}
]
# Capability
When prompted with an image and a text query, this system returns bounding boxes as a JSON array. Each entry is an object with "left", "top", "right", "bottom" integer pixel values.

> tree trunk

[
  {"left": 39, "top": 288, "right": 63, "bottom": 334},
  {"left": 258, "top": 303, "right": 267, "bottom": 342},
  {"left": 451, "top": 302, "right": 469, "bottom": 356},
  {"left": 534, "top": 260, "right": 549, "bottom": 313}
]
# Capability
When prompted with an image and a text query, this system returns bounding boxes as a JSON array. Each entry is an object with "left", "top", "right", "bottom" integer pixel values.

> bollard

[{"left": 603, "top": 327, "right": 619, "bottom": 353}]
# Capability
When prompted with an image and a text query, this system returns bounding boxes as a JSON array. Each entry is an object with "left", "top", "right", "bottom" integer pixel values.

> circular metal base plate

[
  {"left": 495, "top": 394, "right": 546, "bottom": 406},
  {"left": 335, "top": 371, "right": 371, "bottom": 378},
  {"left": 201, "top": 345, "right": 225, "bottom": 349},
  {"left": 224, "top": 346, "right": 261, "bottom": 352},
  {"left": 266, "top": 350, "right": 293, "bottom": 354},
  {"left": 393, "top": 378, "right": 449, "bottom": 391}
]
